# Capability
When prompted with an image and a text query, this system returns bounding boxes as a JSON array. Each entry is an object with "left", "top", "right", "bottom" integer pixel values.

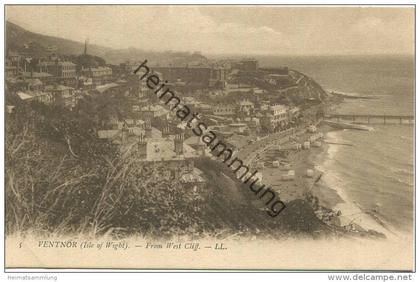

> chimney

[
  {"left": 174, "top": 131, "right": 184, "bottom": 155},
  {"left": 197, "top": 138, "right": 206, "bottom": 156},
  {"left": 84, "top": 38, "right": 89, "bottom": 55},
  {"left": 145, "top": 119, "right": 152, "bottom": 138},
  {"left": 121, "top": 124, "right": 129, "bottom": 145},
  {"left": 162, "top": 124, "right": 170, "bottom": 137},
  {"left": 137, "top": 132, "right": 147, "bottom": 158}
]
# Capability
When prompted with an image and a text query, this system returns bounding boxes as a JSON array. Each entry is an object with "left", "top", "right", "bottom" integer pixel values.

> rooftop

[
  {"left": 39, "top": 61, "right": 76, "bottom": 66},
  {"left": 239, "top": 100, "right": 254, "bottom": 106},
  {"left": 23, "top": 72, "right": 53, "bottom": 78},
  {"left": 98, "top": 129, "right": 120, "bottom": 139},
  {"left": 16, "top": 90, "right": 49, "bottom": 100},
  {"left": 180, "top": 168, "right": 206, "bottom": 184},
  {"left": 95, "top": 83, "right": 120, "bottom": 93},
  {"left": 45, "top": 85, "right": 74, "bottom": 91},
  {"left": 270, "top": 104, "right": 288, "bottom": 112},
  {"left": 16, "top": 91, "right": 33, "bottom": 100},
  {"left": 145, "top": 137, "right": 198, "bottom": 162}
]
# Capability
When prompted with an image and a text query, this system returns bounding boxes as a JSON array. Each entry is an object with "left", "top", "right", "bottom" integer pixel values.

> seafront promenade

[
  {"left": 236, "top": 122, "right": 325, "bottom": 202},
  {"left": 238, "top": 128, "right": 297, "bottom": 165},
  {"left": 324, "top": 114, "right": 414, "bottom": 124}
]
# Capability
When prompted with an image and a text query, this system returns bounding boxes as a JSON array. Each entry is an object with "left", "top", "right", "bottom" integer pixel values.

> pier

[{"left": 324, "top": 114, "right": 414, "bottom": 124}]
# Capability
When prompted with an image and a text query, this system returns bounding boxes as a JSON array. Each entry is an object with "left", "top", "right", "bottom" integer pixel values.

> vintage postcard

[{"left": 4, "top": 5, "right": 415, "bottom": 271}]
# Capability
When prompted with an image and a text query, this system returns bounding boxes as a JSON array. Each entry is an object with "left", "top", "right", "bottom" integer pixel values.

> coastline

[
  {"left": 251, "top": 123, "right": 389, "bottom": 240},
  {"left": 306, "top": 121, "right": 415, "bottom": 241},
  {"left": 306, "top": 129, "right": 344, "bottom": 211},
  {"left": 308, "top": 127, "right": 392, "bottom": 238}
]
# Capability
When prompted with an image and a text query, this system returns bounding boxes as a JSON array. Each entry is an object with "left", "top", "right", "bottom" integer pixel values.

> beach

[
  {"left": 251, "top": 122, "right": 401, "bottom": 239},
  {"left": 312, "top": 129, "right": 392, "bottom": 237}
]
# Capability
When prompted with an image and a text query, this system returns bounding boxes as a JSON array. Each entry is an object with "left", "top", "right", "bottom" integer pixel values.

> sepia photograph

[{"left": 3, "top": 3, "right": 415, "bottom": 273}]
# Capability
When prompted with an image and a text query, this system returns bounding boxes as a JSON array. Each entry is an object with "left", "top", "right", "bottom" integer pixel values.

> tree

[{"left": 70, "top": 54, "right": 107, "bottom": 72}]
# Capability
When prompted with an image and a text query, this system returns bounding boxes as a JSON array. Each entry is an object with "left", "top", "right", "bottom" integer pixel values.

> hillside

[
  {"left": 6, "top": 21, "right": 208, "bottom": 65},
  {"left": 289, "top": 70, "right": 330, "bottom": 103},
  {"left": 6, "top": 21, "right": 111, "bottom": 57},
  {"left": 103, "top": 48, "right": 208, "bottom": 65},
  {"left": 6, "top": 96, "right": 332, "bottom": 239}
]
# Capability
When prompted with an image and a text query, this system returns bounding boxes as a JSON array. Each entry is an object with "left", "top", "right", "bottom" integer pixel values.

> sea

[{"left": 259, "top": 55, "right": 415, "bottom": 235}]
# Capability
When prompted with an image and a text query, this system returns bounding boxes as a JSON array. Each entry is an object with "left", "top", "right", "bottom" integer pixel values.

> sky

[{"left": 6, "top": 5, "right": 415, "bottom": 56}]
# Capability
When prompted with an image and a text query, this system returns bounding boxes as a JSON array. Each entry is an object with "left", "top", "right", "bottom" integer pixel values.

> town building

[
  {"left": 228, "top": 123, "right": 249, "bottom": 134},
  {"left": 288, "top": 107, "right": 301, "bottom": 122},
  {"left": 184, "top": 136, "right": 209, "bottom": 157},
  {"left": 238, "top": 100, "right": 255, "bottom": 116},
  {"left": 140, "top": 105, "right": 170, "bottom": 119},
  {"left": 81, "top": 66, "right": 113, "bottom": 86},
  {"left": 153, "top": 64, "right": 226, "bottom": 88},
  {"left": 16, "top": 90, "right": 53, "bottom": 105},
  {"left": 37, "top": 60, "right": 77, "bottom": 86},
  {"left": 44, "top": 85, "right": 75, "bottom": 108},
  {"left": 5, "top": 51, "right": 23, "bottom": 78},
  {"left": 121, "top": 61, "right": 142, "bottom": 74},
  {"left": 261, "top": 104, "right": 290, "bottom": 132},
  {"left": 232, "top": 59, "right": 258, "bottom": 72},
  {"left": 6, "top": 59, "right": 18, "bottom": 78},
  {"left": 270, "top": 104, "right": 289, "bottom": 123},
  {"left": 213, "top": 104, "right": 236, "bottom": 116},
  {"left": 25, "top": 78, "right": 43, "bottom": 91},
  {"left": 95, "top": 82, "right": 121, "bottom": 94},
  {"left": 99, "top": 124, "right": 201, "bottom": 180},
  {"left": 78, "top": 76, "right": 93, "bottom": 89},
  {"left": 23, "top": 71, "right": 55, "bottom": 85},
  {"left": 260, "top": 66, "right": 289, "bottom": 76},
  {"left": 265, "top": 73, "right": 294, "bottom": 88}
]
